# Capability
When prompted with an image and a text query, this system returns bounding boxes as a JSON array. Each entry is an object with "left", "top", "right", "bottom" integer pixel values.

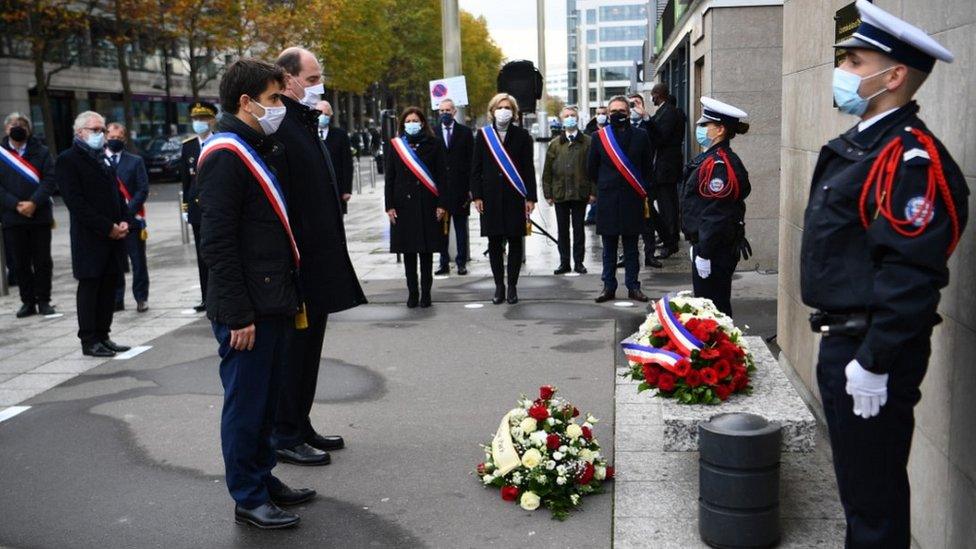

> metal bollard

[
  {"left": 698, "top": 413, "right": 782, "bottom": 548},
  {"left": 178, "top": 191, "right": 190, "bottom": 245},
  {"left": 355, "top": 156, "right": 363, "bottom": 194}
]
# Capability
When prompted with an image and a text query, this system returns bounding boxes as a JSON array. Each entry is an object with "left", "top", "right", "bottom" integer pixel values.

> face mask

[
  {"left": 301, "top": 82, "right": 324, "bottom": 108},
  {"left": 85, "top": 131, "right": 105, "bottom": 150},
  {"left": 404, "top": 121, "right": 422, "bottom": 136},
  {"left": 832, "top": 66, "right": 893, "bottom": 117},
  {"left": 248, "top": 99, "right": 286, "bottom": 135},
  {"left": 652, "top": 97, "right": 663, "bottom": 107},
  {"left": 318, "top": 114, "right": 330, "bottom": 128},
  {"left": 9, "top": 126, "right": 28, "bottom": 142},
  {"left": 562, "top": 116, "right": 577, "bottom": 129},
  {"left": 106, "top": 139, "right": 125, "bottom": 153},
  {"left": 629, "top": 108, "right": 641, "bottom": 121},
  {"left": 609, "top": 112, "right": 628, "bottom": 126},
  {"left": 596, "top": 114, "right": 607, "bottom": 125},
  {"left": 192, "top": 120, "right": 211, "bottom": 135},
  {"left": 696, "top": 125, "right": 712, "bottom": 148},
  {"left": 494, "top": 108, "right": 513, "bottom": 124},
  {"left": 440, "top": 113, "right": 454, "bottom": 125}
]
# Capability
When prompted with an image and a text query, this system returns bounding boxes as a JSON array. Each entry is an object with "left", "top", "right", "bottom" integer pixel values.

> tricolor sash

[
  {"left": 480, "top": 126, "right": 527, "bottom": 198},
  {"left": 198, "top": 132, "right": 300, "bottom": 267},
  {"left": 621, "top": 342, "right": 683, "bottom": 375},
  {"left": 115, "top": 176, "right": 146, "bottom": 226},
  {"left": 0, "top": 146, "right": 40, "bottom": 186},
  {"left": 390, "top": 137, "right": 438, "bottom": 197},
  {"left": 655, "top": 294, "right": 703, "bottom": 356},
  {"left": 597, "top": 127, "right": 649, "bottom": 214}
]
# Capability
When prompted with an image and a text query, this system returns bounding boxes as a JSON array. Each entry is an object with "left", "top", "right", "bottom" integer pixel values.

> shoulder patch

[
  {"left": 182, "top": 136, "right": 196, "bottom": 144},
  {"left": 707, "top": 178, "right": 725, "bottom": 193},
  {"left": 904, "top": 196, "right": 935, "bottom": 227},
  {"left": 902, "top": 147, "right": 931, "bottom": 166}
]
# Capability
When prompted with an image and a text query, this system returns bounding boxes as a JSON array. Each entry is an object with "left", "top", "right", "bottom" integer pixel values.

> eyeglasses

[{"left": 83, "top": 127, "right": 105, "bottom": 134}]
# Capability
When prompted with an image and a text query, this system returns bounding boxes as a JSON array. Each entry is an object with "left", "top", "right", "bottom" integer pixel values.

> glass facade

[
  {"left": 599, "top": 4, "right": 648, "bottom": 21},
  {"left": 599, "top": 26, "right": 647, "bottom": 41},
  {"left": 600, "top": 45, "right": 644, "bottom": 62},
  {"left": 601, "top": 66, "right": 633, "bottom": 81}
]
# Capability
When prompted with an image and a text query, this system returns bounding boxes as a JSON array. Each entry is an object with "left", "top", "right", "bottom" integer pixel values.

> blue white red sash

[
  {"left": 0, "top": 145, "right": 40, "bottom": 186},
  {"left": 390, "top": 137, "right": 438, "bottom": 197},
  {"left": 597, "top": 127, "right": 647, "bottom": 199},
  {"left": 655, "top": 294, "right": 703, "bottom": 356},
  {"left": 621, "top": 342, "right": 683, "bottom": 375},
  {"left": 115, "top": 176, "right": 146, "bottom": 226},
  {"left": 480, "top": 126, "right": 527, "bottom": 198},
  {"left": 198, "top": 132, "right": 300, "bottom": 267}
]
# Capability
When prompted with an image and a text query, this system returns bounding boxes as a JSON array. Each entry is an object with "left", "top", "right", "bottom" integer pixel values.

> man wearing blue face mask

[
  {"left": 800, "top": 2, "right": 969, "bottom": 546},
  {"left": 315, "top": 100, "right": 354, "bottom": 215}
]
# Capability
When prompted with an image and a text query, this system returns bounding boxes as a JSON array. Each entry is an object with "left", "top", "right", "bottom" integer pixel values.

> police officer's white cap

[
  {"left": 835, "top": 0, "right": 953, "bottom": 74},
  {"left": 696, "top": 97, "right": 749, "bottom": 134}
]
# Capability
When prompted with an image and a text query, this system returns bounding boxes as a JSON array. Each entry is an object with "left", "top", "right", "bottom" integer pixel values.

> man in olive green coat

[{"left": 542, "top": 106, "right": 596, "bottom": 274}]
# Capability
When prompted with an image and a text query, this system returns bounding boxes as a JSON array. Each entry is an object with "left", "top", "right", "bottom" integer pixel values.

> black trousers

[
  {"left": 555, "top": 201, "right": 586, "bottom": 268},
  {"left": 5, "top": 224, "right": 53, "bottom": 305},
  {"left": 273, "top": 308, "right": 327, "bottom": 449},
  {"left": 817, "top": 332, "right": 930, "bottom": 548},
  {"left": 655, "top": 183, "right": 680, "bottom": 249},
  {"left": 191, "top": 223, "right": 208, "bottom": 304},
  {"left": 115, "top": 230, "right": 149, "bottom": 303},
  {"left": 691, "top": 248, "right": 738, "bottom": 317},
  {"left": 404, "top": 252, "right": 433, "bottom": 296},
  {"left": 487, "top": 235, "right": 523, "bottom": 289},
  {"left": 76, "top": 271, "right": 118, "bottom": 346},
  {"left": 438, "top": 215, "right": 470, "bottom": 269}
]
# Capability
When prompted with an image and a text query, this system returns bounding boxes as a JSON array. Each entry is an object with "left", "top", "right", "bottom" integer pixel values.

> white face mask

[
  {"left": 249, "top": 99, "right": 286, "bottom": 135},
  {"left": 494, "top": 107, "right": 513, "bottom": 125},
  {"left": 596, "top": 114, "right": 607, "bottom": 125},
  {"left": 301, "top": 82, "right": 324, "bottom": 108}
]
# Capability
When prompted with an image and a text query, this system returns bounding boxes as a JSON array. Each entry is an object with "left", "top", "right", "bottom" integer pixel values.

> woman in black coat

[
  {"left": 385, "top": 107, "right": 449, "bottom": 308},
  {"left": 471, "top": 93, "right": 537, "bottom": 304}
]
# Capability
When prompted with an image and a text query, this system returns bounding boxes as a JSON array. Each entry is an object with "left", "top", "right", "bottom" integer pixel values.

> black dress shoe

[
  {"left": 268, "top": 481, "right": 317, "bottom": 507},
  {"left": 406, "top": 292, "right": 419, "bottom": 308},
  {"left": 307, "top": 433, "right": 345, "bottom": 452},
  {"left": 234, "top": 502, "right": 299, "bottom": 529},
  {"left": 615, "top": 259, "right": 625, "bottom": 268},
  {"left": 645, "top": 257, "right": 663, "bottom": 268},
  {"left": 419, "top": 293, "right": 432, "bottom": 308},
  {"left": 83, "top": 342, "right": 116, "bottom": 357},
  {"left": 136, "top": 301, "right": 149, "bottom": 313},
  {"left": 434, "top": 265, "right": 450, "bottom": 276},
  {"left": 492, "top": 286, "right": 505, "bottom": 305},
  {"left": 553, "top": 265, "right": 571, "bottom": 275},
  {"left": 37, "top": 303, "right": 56, "bottom": 315},
  {"left": 15, "top": 303, "right": 36, "bottom": 318},
  {"left": 114, "top": 301, "right": 125, "bottom": 312},
  {"left": 628, "top": 289, "right": 650, "bottom": 302},
  {"left": 574, "top": 264, "right": 588, "bottom": 274},
  {"left": 276, "top": 443, "right": 331, "bottom": 466},
  {"left": 654, "top": 246, "right": 679, "bottom": 260},
  {"left": 102, "top": 339, "right": 131, "bottom": 353},
  {"left": 506, "top": 287, "right": 518, "bottom": 304},
  {"left": 457, "top": 266, "right": 468, "bottom": 275},
  {"left": 594, "top": 289, "right": 616, "bottom": 303},
  {"left": 193, "top": 302, "right": 207, "bottom": 312}
]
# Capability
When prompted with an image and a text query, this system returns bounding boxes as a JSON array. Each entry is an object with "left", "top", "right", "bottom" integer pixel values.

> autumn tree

[
  {"left": 166, "top": 0, "right": 234, "bottom": 101},
  {"left": 99, "top": 0, "right": 156, "bottom": 135},
  {"left": 459, "top": 11, "right": 504, "bottom": 121}
]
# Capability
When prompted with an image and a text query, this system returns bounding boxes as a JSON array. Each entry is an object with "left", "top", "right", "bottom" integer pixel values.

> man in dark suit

[
  {"left": 105, "top": 123, "right": 150, "bottom": 313},
  {"left": 432, "top": 98, "right": 473, "bottom": 275},
  {"left": 628, "top": 92, "right": 663, "bottom": 269},
  {"left": 313, "top": 100, "right": 353, "bottom": 214},
  {"left": 649, "top": 83, "right": 686, "bottom": 259},
  {"left": 56, "top": 111, "right": 131, "bottom": 357},
  {"left": 181, "top": 102, "right": 217, "bottom": 312}
]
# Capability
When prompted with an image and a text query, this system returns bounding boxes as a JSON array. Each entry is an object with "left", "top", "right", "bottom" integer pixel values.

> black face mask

[
  {"left": 9, "top": 126, "right": 28, "bottom": 142},
  {"left": 106, "top": 139, "right": 125, "bottom": 153},
  {"left": 609, "top": 112, "right": 629, "bottom": 126}
]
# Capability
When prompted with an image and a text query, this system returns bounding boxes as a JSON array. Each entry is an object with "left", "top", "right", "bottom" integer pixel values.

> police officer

[
  {"left": 680, "top": 97, "right": 751, "bottom": 317},
  {"left": 799, "top": 2, "right": 969, "bottom": 546},
  {"left": 181, "top": 101, "right": 217, "bottom": 312}
]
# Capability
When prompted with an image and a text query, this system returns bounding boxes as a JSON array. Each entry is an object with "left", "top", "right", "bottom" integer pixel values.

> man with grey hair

[
  {"left": 314, "top": 99, "right": 354, "bottom": 213},
  {"left": 1, "top": 112, "right": 57, "bottom": 317},
  {"left": 56, "top": 111, "right": 131, "bottom": 357},
  {"left": 433, "top": 97, "right": 474, "bottom": 275}
]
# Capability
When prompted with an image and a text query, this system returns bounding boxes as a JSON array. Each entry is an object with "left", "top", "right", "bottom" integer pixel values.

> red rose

[
  {"left": 673, "top": 359, "right": 691, "bottom": 377},
  {"left": 606, "top": 466, "right": 615, "bottom": 480},
  {"left": 714, "top": 359, "right": 732, "bottom": 379},
  {"left": 642, "top": 364, "right": 660, "bottom": 385},
  {"left": 658, "top": 373, "right": 676, "bottom": 392},
  {"left": 572, "top": 406, "right": 580, "bottom": 418},
  {"left": 699, "top": 319, "right": 718, "bottom": 333},
  {"left": 501, "top": 485, "right": 519, "bottom": 501},
  {"left": 652, "top": 328, "right": 668, "bottom": 339},
  {"left": 701, "top": 367, "right": 719, "bottom": 386},
  {"left": 699, "top": 348, "right": 721, "bottom": 361},
  {"left": 685, "top": 369, "right": 703, "bottom": 387},
  {"left": 540, "top": 385, "right": 556, "bottom": 401},
  {"left": 715, "top": 384, "right": 732, "bottom": 401},
  {"left": 732, "top": 364, "right": 748, "bottom": 377},
  {"left": 581, "top": 426, "right": 593, "bottom": 440},
  {"left": 528, "top": 404, "right": 549, "bottom": 421},
  {"left": 577, "top": 462, "right": 595, "bottom": 485},
  {"left": 732, "top": 372, "right": 748, "bottom": 390},
  {"left": 476, "top": 463, "right": 486, "bottom": 475},
  {"left": 546, "top": 433, "right": 561, "bottom": 450}
]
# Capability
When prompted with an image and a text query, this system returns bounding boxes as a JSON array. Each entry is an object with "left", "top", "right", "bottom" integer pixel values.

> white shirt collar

[
  {"left": 12, "top": 143, "right": 26, "bottom": 155},
  {"left": 858, "top": 107, "right": 899, "bottom": 132},
  {"left": 565, "top": 129, "right": 579, "bottom": 139}
]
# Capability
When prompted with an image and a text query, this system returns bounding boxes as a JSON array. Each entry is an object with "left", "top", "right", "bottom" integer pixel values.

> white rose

[
  {"left": 558, "top": 445, "right": 568, "bottom": 453},
  {"left": 553, "top": 451, "right": 564, "bottom": 461},
  {"left": 521, "top": 448, "right": 543, "bottom": 469},
  {"left": 556, "top": 476, "right": 567, "bottom": 486},
  {"left": 594, "top": 466, "right": 607, "bottom": 480},
  {"left": 556, "top": 464, "right": 567, "bottom": 475},
  {"left": 520, "top": 491, "right": 541, "bottom": 511},
  {"left": 519, "top": 417, "right": 537, "bottom": 433},
  {"left": 579, "top": 449, "right": 595, "bottom": 463},
  {"left": 482, "top": 474, "right": 494, "bottom": 485},
  {"left": 529, "top": 430, "right": 548, "bottom": 448},
  {"left": 566, "top": 423, "right": 583, "bottom": 440},
  {"left": 586, "top": 414, "right": 599, "bottom": 425},
  {"left": 570, "top": 494, "right": 581, "bottom": 505},
  {"left": 546, "top": 417, "right": 556, "bottom": 426},
  {"left": 545, "top": 460, "right": 556, "bottom": 470}
]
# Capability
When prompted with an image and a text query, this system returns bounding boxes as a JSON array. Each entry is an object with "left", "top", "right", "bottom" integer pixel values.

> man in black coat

[
  {"left": 1, "top": 112, "right": 56, "bottom": 317},
  {"left": 627, "top": 92, "right": 663, "bottom": 269},
  {"left": 588, "top": 96, "right": 653, "bottom": 304},
  {"left": 105, "top": 122, "right": 150, "bottom": 313},
  {"left": 56, "top": 111, "right": 131, "bottom": 357},
  {"left": 432, "top": 98, "right": 474, "bottom": 275},
  {"left": 181, "top": 101, "right": 218, "bottom": 312},
  {"left": 273, "top": 47, "right": 366, "bottom": 466},
  {"left": 313, "top": 100, "right": 354, "bottom": 214},
  {"left": 649, "top": 83, "right": 686, "bottom": 258}
]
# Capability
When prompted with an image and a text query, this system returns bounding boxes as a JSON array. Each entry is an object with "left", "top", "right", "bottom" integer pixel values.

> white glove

[
  {"left": 689, "top": 245, "right": 694, "bottom": 261},
  {"left": 695, "top": 256, "right": 711, "bottom": 279},
  {"left": 845, "top": 360, "right": 889, "bottom": 419},
  {"left": 181, "top": 212, "right": 189, "bottom": 223}
]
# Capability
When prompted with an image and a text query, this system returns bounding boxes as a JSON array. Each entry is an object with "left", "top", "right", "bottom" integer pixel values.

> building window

[
  {"left": 601, "top": 66, "right": 633, "bottom": 81},
  {"left": 589, "top": 88, "right": 597, "bottom": 101},
  {"left": 586, "top": 9, "right": 596, "bottom": 24},
  {"left": 600, "top": 46, "right": 643, "bottom": 62},
  {"left": 599, "top": 26, "right": 646, "bottom": 42},
  {"left": 588, "top": 68, "right": 597, "bottom": 81},
  {"left": 586, "top": 29, "right": 597, "bottom": 44},
  {"left": 599, "top": 5, "right": 648, "bottom": 22},
  {"left": 604, "top": 86, "right": 628, "bottom": 98},
  {"left": 588, "top": 48, "right": 597, "bottom": 63}
]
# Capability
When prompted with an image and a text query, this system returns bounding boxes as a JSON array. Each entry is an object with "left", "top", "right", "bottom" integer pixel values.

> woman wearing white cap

[{"left": 679, "top": 96, "right": 752, "bottom": 317}]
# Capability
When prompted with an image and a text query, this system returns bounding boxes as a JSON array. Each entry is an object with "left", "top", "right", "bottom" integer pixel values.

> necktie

[
  {"left": 445, "top": 125, "right": 452, "bottom": 148},
  {"left": 110, "top": 154, "right": 119, "bottom": 168}
]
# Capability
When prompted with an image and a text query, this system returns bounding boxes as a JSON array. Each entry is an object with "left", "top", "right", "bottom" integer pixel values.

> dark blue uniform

[
  {"left": 109, "top": 150, "right": 150, "bottom": 305},
  {"left": 680, "top": 140, "right": 750, "bottom": 316},
  {"left": 180, "top": 137, "right": 208, "bottom": 307},
  {"left": 800, "top": 102, "right": 969, "bottom": 547}
]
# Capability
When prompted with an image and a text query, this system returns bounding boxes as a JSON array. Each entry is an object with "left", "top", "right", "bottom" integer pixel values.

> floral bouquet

[
  {"left": 621, "top": 292, "right": 755, "bottom": 404},
  {"left": 476, "top": 385, "right": 613, "bottom": 520}
]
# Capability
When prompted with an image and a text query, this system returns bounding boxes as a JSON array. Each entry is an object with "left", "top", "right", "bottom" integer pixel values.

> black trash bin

[{"left": 699, "top": 413, "right": 782, "bottom": 548}]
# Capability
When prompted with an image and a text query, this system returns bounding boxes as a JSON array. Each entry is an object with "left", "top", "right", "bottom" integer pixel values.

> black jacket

[
  {"left": 276, "top": 95, "right": 366, "bottom": 314},
  {"left": 56, "top": 139, "right": 127, "bottom": 279},
  {"left": 321, "top": 126, "right": 354, "bottom": 213},
  {"left": 0, "top": 136, "right": 56, "bottom": 227},
  {"left": 108, "top": 150, "right": 149, "bottom": 228},
  {"left": 432, "top": 121, "right": 474, "bottom": 215},
  {"left": 587, "top": 123, "right": 654, "bottom": 236},
  {"left": 180, "top": 136, "right": 204, "bottom": 226},
  {"left": 800, "top": 102, "right": 969, "bottom": 374},
  {"left": 384, "top": 133, "right": 449, "bottom": 254},
  {"left": 198, "top": 115, "right": 300, "bottom": 328},
  {"left": 650, "top": 102, "right": 686, "bottom": 185},
  {"left": 470, "top": 124, "right": 537, "bottom": 238},
  {"left": 679, "top": 139, "right": 750, "bottom": 259},
  {"left": 583, "top": 118, "right": 606, "bottom": 136}
]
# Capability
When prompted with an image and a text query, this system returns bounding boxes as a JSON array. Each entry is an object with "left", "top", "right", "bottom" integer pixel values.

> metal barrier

[{"left": 179, "top": 191, "right": 190, "bottom": 245}]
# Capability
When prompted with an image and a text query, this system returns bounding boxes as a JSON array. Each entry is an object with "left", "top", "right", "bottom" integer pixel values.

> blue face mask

[
  {"left": 832, "top": 66, "right": 893, "bottom": 117},
  {"left": 439, "top": 113, "right": 454, "bottom": 125},
  {"left": 192, "top": 120, "right": 210, "bottom": 134},
  {"left": 404, "top": 121, "right": 422, "bottom": 136},
  {"left": 318, "top": 114, "right": 330, "bottom": 128},
  {"left": 695, "top": 125, "right": 712, "bottom": 149},
  {"left": 85, "top": 131, "right": 105, "bottom": 150},
  {"left": 562, "top": 116, "right": 577, "bottom": 129}
]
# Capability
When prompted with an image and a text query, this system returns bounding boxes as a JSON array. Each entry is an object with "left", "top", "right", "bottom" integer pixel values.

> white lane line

[
  {"left": 43, "top": 313, "right": 65, "bottom": 319},
  {"left": 0, "top": 406, "right": 30, "bottom": 424},
  {"left": 464, "top": 303, "right": 484, "bottom": 309},
  {"left": 113, "top": 346, "right": 152, "bottom": 360},
  {"left": 181, "top": 309, "right": 200, "bottom": 315},
  {"left": 614, "top": 301, "right": 635, "bottom": 307}
]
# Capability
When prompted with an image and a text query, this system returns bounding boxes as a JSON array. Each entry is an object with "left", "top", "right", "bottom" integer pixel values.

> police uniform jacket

[
  {"left": 679, "top": 139, "right": 750, "bottom": 260},
  {"left": 800, "top": 101, "right": 969, "bottom": 373},
  {"left": 180, "top": 137, "right": 204, "bottom": 226},
  {"left": 0, "top": 136, "right": 56, "bottom": 228},
  {"left": 432, "top": 121, "right": 474, "bottom": 216},
  {"left": 470, "top": 124, "right": 537, "bottom": 238},
  {"left": 384, "top": 133, "right": 450, "bottom": 254},
  {"left": 586, "top": 123, "right": 654, "bottom": 237}
]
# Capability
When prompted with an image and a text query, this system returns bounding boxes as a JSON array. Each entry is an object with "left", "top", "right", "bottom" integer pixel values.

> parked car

[{"left": 140, "top": 134, "right": 192, "bottom": 182}]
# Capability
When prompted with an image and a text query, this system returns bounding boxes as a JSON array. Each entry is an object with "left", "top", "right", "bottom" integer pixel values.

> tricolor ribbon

[
  {"left": 481, "top": 126, "right": 527, "bottom": 198},
  {"left": 390, "top": 136, "right": 439, "bottom": 197},
  {"left": 621, "top": 342, "right": 683, "bottom": 375},
  {"left": 655, "top": 294, "right": 704, "bottom": 356},
  {"left": 198, "top": 132, "right": 300, "bottom": 267},
  {"left": 597, "top": 126, "right": 648, "bottom": 201},
  {"left": 0, "top": 145, "right": 40, "bottom": 186},
  {"left": 115, "top": 176, "right": 146, "bottom": 226}
]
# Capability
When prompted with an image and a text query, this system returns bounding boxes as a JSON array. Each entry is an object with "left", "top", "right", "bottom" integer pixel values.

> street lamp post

[
  {"left": 441, "top": 0, "right": 465, "bottom": 122},
  {"left": 537, "top": 0, "right": 548, "bottom": 139}
]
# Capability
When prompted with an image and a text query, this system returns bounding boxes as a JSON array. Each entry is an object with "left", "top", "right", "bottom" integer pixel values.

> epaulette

[
  {"left": 900, "top": 126, "right": 931, "bottom": 167},
  {"left": 182, "top": 136, "right": 197, "bottom": 144}
]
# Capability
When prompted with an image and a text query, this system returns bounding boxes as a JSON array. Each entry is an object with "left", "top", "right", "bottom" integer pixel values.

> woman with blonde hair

[{"left": 471, "top": 93, "right": 537, "bottom": 304}]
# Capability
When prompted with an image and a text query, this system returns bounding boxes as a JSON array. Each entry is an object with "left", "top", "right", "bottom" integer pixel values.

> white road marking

[
  {"left": 614, "top": 301, "right": 635, "bottom": 307},
  {"left": 113, "top": 346, "right": 152, "bottom": 360},
  {"left": 0, "top": 406, "right": 30, "bottom": 424},
  {"left": 464, "top": 303, "right": 484, "bottom": 309},
  {"left": 181, "top": 309, "right": 200, "bottom": 315},
  {"left": 42, "top": 313, "right": 65, "bottom": 319}
]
